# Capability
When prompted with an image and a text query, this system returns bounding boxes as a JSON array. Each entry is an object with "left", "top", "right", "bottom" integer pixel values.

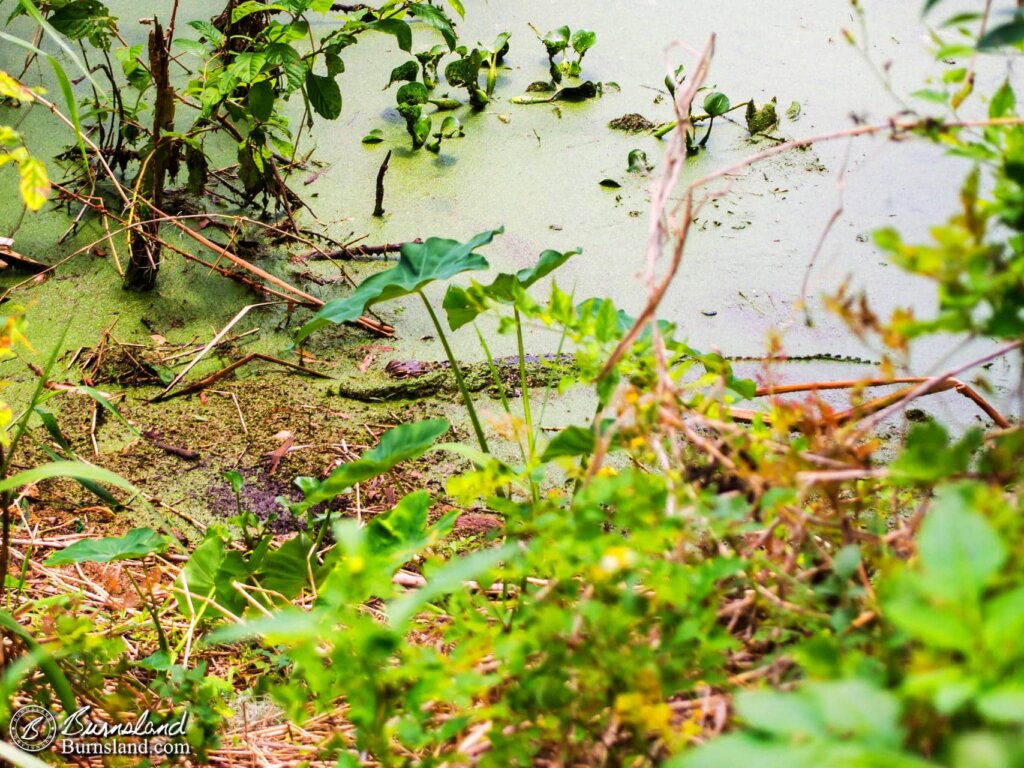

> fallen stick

[
  {"left": 298, "top": 239, "right": 419, "bottom": 261},
  {"left": 373, "top": 149, "right": 392, "bottom": 218},
  {"left": 833, "top": 377, "right": 1010, "bottom": 429},
  {"left": 157, "top": 352, "right": 332, "bottom": 400},
  {"left": 846, "top": 339, "right": 1023, "bottom": 440},
  {"left": 0, "top": 238, "right": 47, "bottom": 273},
  {"left": 143, "top": 430, "right": 200, "bottom": 461},
  {"left": 156, "top": 302, "right": 277, "bottom": 399}
]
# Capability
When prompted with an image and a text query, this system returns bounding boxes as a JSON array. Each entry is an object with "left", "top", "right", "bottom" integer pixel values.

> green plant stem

[
  {"left": 419, "top": 290, "right": 489, "bottom": 453},
  {"left": 699, "top": 116, "right": 715, "bottom": 147},
  {"left": 475, "top": 326, "right": 524, "bottom": 462},
  {"left": 0, "top": 323, "right": 70, "bottom": 614},
  {"left": 513, "top": 308, "right": 536, "bottom": 459},
  {"left": 0, "top": 610, "right": 77, "bottom": 715},
  {"left": 486, "top": 57, "right": 498, "bottom": 96},
  {"left": 313, "top": 508, "right": 332, "bottom": 553},
  {"left": 125, "top": 568, "right": 169, "bottom": 654},
  {"left": 653, "top": 100, "right": 750, "bottom": 139}
]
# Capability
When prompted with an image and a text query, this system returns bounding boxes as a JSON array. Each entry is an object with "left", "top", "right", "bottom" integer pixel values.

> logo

[
  {"left": 9, "top": 705, "right": 58, "bottom": 753},
  {"left": 7, "top": 705, "right": 192, "bottom": 758}
]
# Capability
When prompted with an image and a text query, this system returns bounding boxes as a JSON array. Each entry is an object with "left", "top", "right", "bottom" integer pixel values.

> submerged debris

[
  {"left": 746, "top": 99, "right": 779, "bottom": 134},
  {"left": 609, "top": 113, "right": 655, "bottom": 132}
]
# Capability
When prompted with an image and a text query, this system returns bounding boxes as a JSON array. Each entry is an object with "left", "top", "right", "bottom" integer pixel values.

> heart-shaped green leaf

[
  {"left": 443, "top": 248, "right": 578, "bottom": 330},
  {"left": 571, "top": 29, "right": 596, "bottom": 55},
  {"left": 297, "top": 228, "right": 501, "bottom": 341},
  {"left": 296, "top": 419, "right": 450, "bottom": 511},
  {"left": 543, "top": 26, "right": 570, "bottom": 55},
  {"left": 45, "top": 528, "right": 168, "bottom": 566},
  {"left": 703, "top": 91, "right": 731, "bottom": 117}
]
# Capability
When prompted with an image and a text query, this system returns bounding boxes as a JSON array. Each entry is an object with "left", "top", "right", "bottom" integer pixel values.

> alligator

[{"left": 335, "top": 352, "right": 879, "bottom": 402}]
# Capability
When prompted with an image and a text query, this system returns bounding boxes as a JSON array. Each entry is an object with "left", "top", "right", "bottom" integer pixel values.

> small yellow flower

[{"left": 599, "top": 546, "right": 636, "bottom": 574}]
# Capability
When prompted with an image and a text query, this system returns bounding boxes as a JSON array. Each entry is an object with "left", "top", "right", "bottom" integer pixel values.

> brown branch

[
  {"left": 846, "top": 340, "right": 1022, "bottom": 439},
  {"left": 759, "top": 376, "right": 1010, "bottom": 428},
  {"left": 28, "top": 87, "right": 393, "bottom": 337},
  {"left": 157, "top": 353, "right": 332, "bottom": 401},
  {"left": 728, "top": 373, "right": 1012, "bottom": 428},
  {"left": 298, "top": 239, "right": 418, "bottom": 261},
  {"left": 373, "top": 149, "right": 392, "bottom": 218},
  {"left": 598, "top": 36, "right": 715, "bottom": 381},
  {"left": 143, "top": 430, "right": 200, "bottom": 461}
]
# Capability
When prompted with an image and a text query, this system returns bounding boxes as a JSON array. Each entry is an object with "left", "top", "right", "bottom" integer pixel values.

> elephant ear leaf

[
  {"left": 297, "top": 228, "right": 503, "bottom": 342},
  {"left": 296, "top": 419, "right": 450, "bottom": 511},
  {"left": 444, "top": 248, "right": 578, "bottom": 330},
  {"left": 45, "top": 528, "right": 168, "bottom": 565}
]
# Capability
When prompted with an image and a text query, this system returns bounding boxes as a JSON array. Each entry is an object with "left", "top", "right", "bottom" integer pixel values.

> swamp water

[{"left": 0, "top": 0, "right": 1020, "bottom": 527}]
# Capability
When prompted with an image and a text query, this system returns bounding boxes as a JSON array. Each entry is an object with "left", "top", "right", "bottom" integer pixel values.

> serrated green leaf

[
  {"left": 188, "top": 19, "right": 224, "bottom": 46},
  {"left": 47, "top": 0, "right": 114, "bottom": 46},
  {"left": 265, "top": 43, "right": 306, "bottom": 92},
  {"left": 229, "top": 52, "right": 268, "bottom": 82},
  {"left": 231, "top": 1, "right": 286, "bottom": 24}
]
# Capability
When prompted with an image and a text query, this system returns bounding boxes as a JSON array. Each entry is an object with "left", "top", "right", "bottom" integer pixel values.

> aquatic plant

[
  {"left": 4, "top": 2, "right": 1024, "bottom": 766},
  {"left": 2, "top": 0, "right": 466, "bottom": 289},
  {"left": 480, "top": 32, "right": 511, "bottom": 97},
  {"left": 538, "top": 25, "right": 596, "bottom": 83},
  {"left": 444, "top": 45, "right": 489, "bottom": 108}
]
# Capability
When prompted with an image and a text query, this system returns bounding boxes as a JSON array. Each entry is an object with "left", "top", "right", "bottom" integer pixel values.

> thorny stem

[{"left": 419, "top": 291, "right": 489, "bottom": 454}]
